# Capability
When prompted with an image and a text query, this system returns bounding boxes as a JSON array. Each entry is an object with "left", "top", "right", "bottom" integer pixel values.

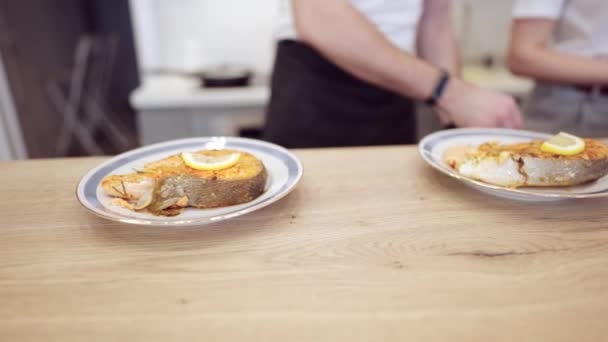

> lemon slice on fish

[
  {"left": 181, "top": 151, "right": 241, "bottom": 170},
  {"left": 541, "top": 132, "right": 585, "bottom": 156}
]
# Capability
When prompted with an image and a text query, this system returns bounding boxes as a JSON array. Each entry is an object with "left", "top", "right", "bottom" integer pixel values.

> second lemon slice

[
  {"left": 181, "top": 151, "right": 241, "bottom": 171},
  {"left": 540, "top": 132, "right": 585, "bottom": 156}
]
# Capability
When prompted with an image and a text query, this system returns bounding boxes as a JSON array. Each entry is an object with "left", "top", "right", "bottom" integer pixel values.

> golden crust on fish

[
  {"left": 475, "top": 139, "right": 608, "bottom": 160},
  {"left": 101, "top": 149, "right": 267, "bottom": 216},
  {"left": 143, "top": 149, "right": 264, "bottom": 181},
  {"left": 445, "top": 139, "right": 608, "bottom": 188}
]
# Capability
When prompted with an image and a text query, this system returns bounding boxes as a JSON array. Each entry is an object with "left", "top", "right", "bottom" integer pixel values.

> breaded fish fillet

[
  {"left": 101, "top": 149, "right": 267, "bottom": 216},
  {"left": 445, "top": 139, "right": 608, "bottom": 188}
]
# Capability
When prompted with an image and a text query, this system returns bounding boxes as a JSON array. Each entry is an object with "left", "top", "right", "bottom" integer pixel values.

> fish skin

[
  {"left": 521, "top": 157, "right": 608, "bottom": 186},
  {"left": 447, "top": 139, "right": 608, "bottom": 188},
  {"left": 147, "top": 171, "right": 267, "bottom": 215}
]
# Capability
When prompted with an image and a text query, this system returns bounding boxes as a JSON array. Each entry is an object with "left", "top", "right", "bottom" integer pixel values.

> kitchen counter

[
  {"left": 130, "top": 68, "right": 533, "bottom": 145},
  {"left": 130, "top": 74, "right": 269, "bottom": 145},
  {"left": 130, "top": 74, "right": 269, "bottom": 110},
  {"left": 2, "top": 145, "right": 607, "bottom": 341},
  {"left": 130, "top": 67, "right": 531, "bottom": 110},
  {"left": 462, "top": 65, "right": 534, "bottom": 98}
]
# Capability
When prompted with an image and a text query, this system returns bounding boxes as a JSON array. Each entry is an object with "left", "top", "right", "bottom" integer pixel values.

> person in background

[
  {"left": 509, "top": 0, "right": 608, "bottom": 137},
  {"left": 263, "top": 0, "right": 523, "bottom": 148}
]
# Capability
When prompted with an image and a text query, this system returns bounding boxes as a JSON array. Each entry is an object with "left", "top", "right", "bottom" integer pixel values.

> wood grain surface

[{"left": 1, "top": 146, "right": 607, "bottom": 341}]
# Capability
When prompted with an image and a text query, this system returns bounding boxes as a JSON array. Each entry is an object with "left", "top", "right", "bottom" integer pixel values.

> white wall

[
  {"left": 130, "top": 0, "right": 280, "bottom": 75},
  {"left": 129, "top": 0, "right": 516, "bottom": 76},
  {"left": 454, "top": 0, "right": 516, "bottom": 64}
]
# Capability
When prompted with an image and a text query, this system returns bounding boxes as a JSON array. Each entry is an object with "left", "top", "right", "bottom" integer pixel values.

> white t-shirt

[
  {"left": 513, "top": 0, "right": 608, "bottom": 57},
  {"left": 276, "top": 0, "right": 424, "bottom": 54}
]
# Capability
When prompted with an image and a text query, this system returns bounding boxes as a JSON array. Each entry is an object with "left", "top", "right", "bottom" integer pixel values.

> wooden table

[{"left": 1, "top": 146, "right": 607, "bottom": 341}]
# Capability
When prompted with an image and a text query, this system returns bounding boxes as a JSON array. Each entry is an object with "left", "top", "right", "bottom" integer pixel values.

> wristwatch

[{"left": 424, "top": 69, "right": 450, "bottom": 107}]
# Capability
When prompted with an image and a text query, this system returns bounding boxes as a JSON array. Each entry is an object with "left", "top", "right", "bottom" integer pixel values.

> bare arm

[
  {"left": 417, "top": 0, "right": 460, "bottom": 76},
  {"left": 416, "top": 0, "right": 460, "bottom": 125},
  {"left": 293, "top": 0, "right": 439, "bottom": 101},
  {"left": 508, "top": 19, "right": 608, "bottom": 85},
  {"left": 293, "top": 0, "right": 522, "bottom": 128}
]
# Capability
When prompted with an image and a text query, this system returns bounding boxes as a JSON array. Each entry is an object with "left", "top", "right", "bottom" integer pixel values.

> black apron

[{"left": 263, "top": 40, "right": 417, "bottom": 148}]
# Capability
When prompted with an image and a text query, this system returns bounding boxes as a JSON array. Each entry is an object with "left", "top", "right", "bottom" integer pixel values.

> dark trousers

[{"left": 263, "top": 40, "right": 416, "bottom": 148}]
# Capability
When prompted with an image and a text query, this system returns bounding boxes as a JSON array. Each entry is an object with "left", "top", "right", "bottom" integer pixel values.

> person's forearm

[
  {"left": 293, "top": 0, "right": 440, "bottom": 101},
  {"left": 509, "top": 20, "right": 608, "bottom": 85},
  {"left": 416, "top": 0, "right": 460, "bottom": 76},
  {"left": 509, "top": 48, "right": 608, "bottom": 85}
]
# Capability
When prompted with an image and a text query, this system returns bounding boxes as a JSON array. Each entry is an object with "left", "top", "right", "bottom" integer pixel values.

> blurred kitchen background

[{"left": 0, "top": 0, "right": 532, "bottom": 160}]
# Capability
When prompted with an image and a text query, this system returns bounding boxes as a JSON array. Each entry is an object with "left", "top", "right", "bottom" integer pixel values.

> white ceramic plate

[
  {"left": 77, "top": 137, "right": 303, "bottom": 226},
  {"left": 419, "top": 128, "right": 608, "bottom": 201}
]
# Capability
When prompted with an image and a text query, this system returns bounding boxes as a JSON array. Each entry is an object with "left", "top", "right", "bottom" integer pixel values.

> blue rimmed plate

[
  {"left": 76, "top": 137, "right": 303, "bottom": 226},
  {"left": 419, "top": 128, "right": 608, "bottom": 202}
]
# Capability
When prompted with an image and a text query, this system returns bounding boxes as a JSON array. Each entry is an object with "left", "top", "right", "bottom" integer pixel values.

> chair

[{"left": 48, "top": 34, "right": 131, "bottom": 156}]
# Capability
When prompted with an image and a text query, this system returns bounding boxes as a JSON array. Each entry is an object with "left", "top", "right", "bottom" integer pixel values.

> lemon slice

[
  {"left": 181, "top": 151, "right": 241, "bottom": 171},
  {"left": 540, "top": 132, "right": 585, "bottom": 156}
]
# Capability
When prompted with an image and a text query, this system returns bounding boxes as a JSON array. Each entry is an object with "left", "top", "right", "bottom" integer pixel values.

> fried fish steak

[
  {"left": 445, "top": 139, "right": 608, "bottom": 188},
  {"left": 101, "top": 149, "right": 267, "bottom": 216}
]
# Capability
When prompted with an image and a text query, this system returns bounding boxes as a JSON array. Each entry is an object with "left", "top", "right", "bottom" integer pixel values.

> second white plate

[{"left": 419, "top": 128, "right": 608, "bottom": 201}]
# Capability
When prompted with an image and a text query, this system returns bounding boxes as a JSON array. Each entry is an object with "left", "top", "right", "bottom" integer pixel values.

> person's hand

[{"left": 436, "top": 78, "right": 523, "bottom": 129}]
